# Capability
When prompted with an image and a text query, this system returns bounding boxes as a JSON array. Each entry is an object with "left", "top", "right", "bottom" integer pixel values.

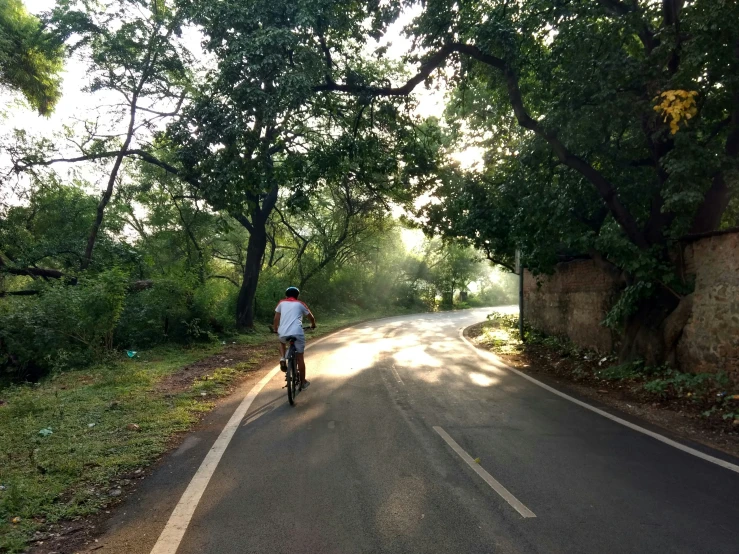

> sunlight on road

[
  {"left": 310, "top": 309, "right": 512, "bottom": 387},
  {"left": 392, "top": 344, "right": 443, "bottom": 369},
  {"left": 315, "top": 338, "right": 380, "bottom": 378},
  {"left": 468, "top": 372, "right": 499, "bottom": 387}
]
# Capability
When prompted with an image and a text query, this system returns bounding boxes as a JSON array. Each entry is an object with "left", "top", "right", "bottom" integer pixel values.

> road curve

[{"left": 92, "top": 308, "right": 739, "bottom": 554}]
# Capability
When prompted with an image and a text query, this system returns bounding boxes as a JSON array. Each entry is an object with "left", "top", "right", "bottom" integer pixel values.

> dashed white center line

[{"left": 433, "top": 426, "right": 536, "bottom": 519}]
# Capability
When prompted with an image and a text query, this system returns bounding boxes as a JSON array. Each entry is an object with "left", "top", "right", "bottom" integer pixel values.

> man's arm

[
  {"left": 307, "top": 311, "right": 316, "bottom": 328},
  {"left": 273, "top": 312, "right": 281, "bottom": 333}
]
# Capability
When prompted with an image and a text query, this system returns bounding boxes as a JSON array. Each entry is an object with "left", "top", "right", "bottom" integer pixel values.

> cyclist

[{"left": 274, "top": 286, "right": 316, "bottom": 389}]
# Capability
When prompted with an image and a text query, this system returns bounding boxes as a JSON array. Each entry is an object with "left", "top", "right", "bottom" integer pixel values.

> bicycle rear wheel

[{"left": 286, "top": 349, "right": 296, "bottom": 406}]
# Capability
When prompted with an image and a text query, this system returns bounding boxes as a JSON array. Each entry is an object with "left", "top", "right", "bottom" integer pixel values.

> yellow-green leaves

[{"left": 653, "top": 90, "right": 698, "bottom": 135}]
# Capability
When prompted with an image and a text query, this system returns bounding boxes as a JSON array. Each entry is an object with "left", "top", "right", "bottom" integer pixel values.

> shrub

[
  {"left": 115, "top": 275, "right": 209, "bottom": 348},
  {"left": 0, "top": 269, "right": 129, "bottom": 378}
]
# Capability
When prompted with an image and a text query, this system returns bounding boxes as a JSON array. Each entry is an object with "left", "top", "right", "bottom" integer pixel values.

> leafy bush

[
  {"left": 642, "top": 368, "right": 726, "bottom": 399},
  {"left": 192, "top": 279, "right": 237, "bottom": 334},
  {"left": 116, "top": 275, "right": 215, "bottom": 348},
  {"left": 0, "top": 269, "right": 129, "bottom": 378}
]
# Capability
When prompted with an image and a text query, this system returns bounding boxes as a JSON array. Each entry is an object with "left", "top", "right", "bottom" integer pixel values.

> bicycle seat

[{"left": 285, "top": 336, "right": 298, "bottom": 342}]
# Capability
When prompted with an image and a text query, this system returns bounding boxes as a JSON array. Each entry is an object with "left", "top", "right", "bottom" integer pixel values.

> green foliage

[
  {"left": 474, "top": 312, "right": 524, "bottom": 355},
  {"left": 51, "top": 0, "right": 191, "bottom": 104},
  {"left": 641, "top": 367, "right": 725, "bottom": 399},
  {"left": 0, "top": 270, "right": 128, "bottom": 377},
  {"left": 0, "top": 0, "right": 63, "bottom": 114},
  {"left": 597, "top": 361, "right": 645, "bottom": 381},
  {"left": 116, "top": 276, "right": 197, "bottom": 348},
  {"left": 411, "top": 0, "right": 739, "bottom": 351}
]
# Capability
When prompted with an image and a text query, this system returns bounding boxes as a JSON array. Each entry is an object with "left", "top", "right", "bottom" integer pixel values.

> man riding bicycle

[{"left": 274, "top": 286, "right": 316, "bottom": 389}]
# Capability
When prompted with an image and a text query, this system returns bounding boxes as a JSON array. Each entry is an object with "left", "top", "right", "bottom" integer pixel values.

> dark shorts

[{"left": 279, "top": 335, "right": 305, "bottom": 354}]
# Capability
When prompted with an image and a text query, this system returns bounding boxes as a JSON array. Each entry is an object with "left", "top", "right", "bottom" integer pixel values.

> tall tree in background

[
  {"left": 0, "top": 0, "right": 63, "bottom": 115},
  {"left": 32, "top": 0, "right": 192, "bottom": 270}
]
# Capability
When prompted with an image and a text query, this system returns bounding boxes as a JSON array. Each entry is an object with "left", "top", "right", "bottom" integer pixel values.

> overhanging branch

[{"left": 318, "top": 42, "right": 649, "bottom": 249}]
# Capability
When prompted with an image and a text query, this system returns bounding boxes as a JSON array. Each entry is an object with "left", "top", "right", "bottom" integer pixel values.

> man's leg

[
  {"left": 278, "top": 339, "right": 287, "bottom": 371},
  {"left": 296, "top": 353, "right": 306, "bottom": 384}
]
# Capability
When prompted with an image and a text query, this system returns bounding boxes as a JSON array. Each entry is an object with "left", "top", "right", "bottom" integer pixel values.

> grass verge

[{"left": 0, "top": 310, "right": 399, "bottom": 552}]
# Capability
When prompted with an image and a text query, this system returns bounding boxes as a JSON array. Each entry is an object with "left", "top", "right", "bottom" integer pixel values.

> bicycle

[{"left": 271, "top": 325, "right": 312, "bottom": 406}]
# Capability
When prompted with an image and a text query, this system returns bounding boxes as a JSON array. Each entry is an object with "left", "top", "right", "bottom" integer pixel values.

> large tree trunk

[
  {"left": 235, "top": 216, "right": 268, "bottom": 329},
  {"left": 618, "top": 287, "right": 687, "bottom": 366}
]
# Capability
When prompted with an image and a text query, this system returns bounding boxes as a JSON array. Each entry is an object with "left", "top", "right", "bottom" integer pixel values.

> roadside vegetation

[{"left": 469, "top": 313, "right": 739, "bottom": 440}]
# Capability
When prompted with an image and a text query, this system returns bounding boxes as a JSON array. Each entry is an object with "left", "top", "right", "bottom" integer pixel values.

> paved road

[{"left": 94, "top": 308, "right": 739, "bottom": 554}]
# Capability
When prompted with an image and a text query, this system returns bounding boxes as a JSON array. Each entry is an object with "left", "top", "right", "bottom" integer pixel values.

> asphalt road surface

[{"left": 93, "top": 308, "right": 739, "bottom": 554}]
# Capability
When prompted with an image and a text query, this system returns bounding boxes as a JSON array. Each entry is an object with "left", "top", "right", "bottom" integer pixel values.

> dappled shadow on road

[{"left": 166, "top": 309, "right": 525, "bottom": 554}]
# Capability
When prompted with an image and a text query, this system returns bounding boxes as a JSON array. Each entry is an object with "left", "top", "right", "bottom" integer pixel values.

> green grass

[
  {"left": 0, "top": 310, "right": 400, "bottom": 552},
  {"left": 474, "top": 313, "right": 525, "bottom": 355},
  {"left": 0, "top": 344, "right": 221, "bottom": 551}
]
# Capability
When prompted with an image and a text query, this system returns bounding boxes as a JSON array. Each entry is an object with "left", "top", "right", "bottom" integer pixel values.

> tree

[
  {"left": 168, "top": 0, "right": 432, "bottom": 328},
  {"left": 0, "top": 175, "right": 130, "bottom": 294},
  {"left": 0, "top": 0, "right": 63, "bottom": 115},
  {"left": 415, "top": 238, "right": 484, "bottom": 308},
  {"left": 21, "top": 0, "right": 192, "bottom": 271},
  {"left": 277, "top": 188, "right": 389, "bottom": 291},
  {"left": 321, "top": 0, "right": 739, "bottom": 363}
]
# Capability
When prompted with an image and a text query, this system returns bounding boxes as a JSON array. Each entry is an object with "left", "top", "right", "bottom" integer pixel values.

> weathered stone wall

[
  {"left": 677, "top": 232, "right": 739, "bottom": 377},
  {"left": 523, "top": 260, "right": 621, "bottom": 353},
  {"left": 523, "top": 231, "right": 739, "bottom": 379}
]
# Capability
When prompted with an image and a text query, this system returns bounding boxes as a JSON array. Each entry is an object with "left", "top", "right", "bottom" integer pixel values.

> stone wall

[
  {"left": 523, "top": 259, "right": 621, "bottom": 353},
  {"left": 523, "top": 231, "right": 739, "bottom": 379},
  {"left": 677, "top": 232, "right": 739, "bottom": 376}
]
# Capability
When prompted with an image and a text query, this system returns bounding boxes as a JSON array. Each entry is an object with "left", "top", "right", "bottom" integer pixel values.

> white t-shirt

[{"left": 275, "top": 298, "right": 311, "bottom": 338}]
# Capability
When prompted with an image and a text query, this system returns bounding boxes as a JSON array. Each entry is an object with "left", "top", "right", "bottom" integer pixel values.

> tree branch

[
  {"left": 231, "top": 212, "right": 254, "bottom": 233},
  {"left": 319, "top": 42, "right": 648, "bottom": 249},
  {"left": 0, "top": 290, "right": 40, "bottom": 297},
  {"left": 207, "top": 275, "right": 239, "bottom": 287},
  {"left": 315, "top": 43, "right": 468, "bottom": 96},
  {"left": 484, "top": 253, "right": 515, "bottom": 273}
]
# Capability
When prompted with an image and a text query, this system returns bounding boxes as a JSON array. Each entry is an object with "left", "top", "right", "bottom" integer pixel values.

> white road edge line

[
  {"left": 459, "top": 327, "right": 739, "bottom": 475},
  {"left": 433, "top": 426, "right": 536, "bottom": 518},
  {"left": 149, "top": 331, "right": 341, "bottom": 554},
  {"left": 149, "top": 366, "right": 279, "bottom": 554}
]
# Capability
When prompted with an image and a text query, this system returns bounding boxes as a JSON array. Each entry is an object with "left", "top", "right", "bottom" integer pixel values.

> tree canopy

[{"left": 0, "top": 0, "right": 63, "bottom": 115}]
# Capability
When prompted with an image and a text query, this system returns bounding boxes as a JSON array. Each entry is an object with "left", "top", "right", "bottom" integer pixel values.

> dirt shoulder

[{"left": 465, "top": 320, "right": 739, "bottom": 461}]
